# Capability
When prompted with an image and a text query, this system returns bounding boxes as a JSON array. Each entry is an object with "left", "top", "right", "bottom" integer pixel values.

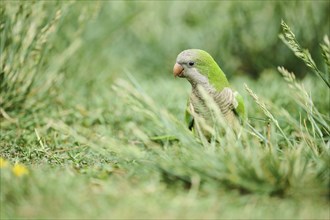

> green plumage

[
  {"left": 195, "top": 50, "right": 230, "bottom": 90},
  {"left": 233, "top": 91, "right": 246, "bottom": 123}
]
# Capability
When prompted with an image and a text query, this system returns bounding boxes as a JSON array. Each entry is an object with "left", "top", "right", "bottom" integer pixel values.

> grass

[{"left": 1, "top": 1, "right": 330, "bottom": 219}]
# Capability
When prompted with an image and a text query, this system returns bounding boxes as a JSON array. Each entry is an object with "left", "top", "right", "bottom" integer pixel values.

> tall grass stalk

[
  {"left": 0, "top": 3, "right": 62, "bottom": 114},
  {"left": 0, "top": 2, "right": 99, "bottom": 118},
  {"left": 279, "top": 20, "right": 330, "bottom": 88},
  {"left": 244, "top": 83, "right": 292, "bottom": 147}
]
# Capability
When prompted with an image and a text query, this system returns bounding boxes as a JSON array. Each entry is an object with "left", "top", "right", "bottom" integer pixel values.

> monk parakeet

[{"left": 173, "top": 49, "right": 246, "bottom": 137}]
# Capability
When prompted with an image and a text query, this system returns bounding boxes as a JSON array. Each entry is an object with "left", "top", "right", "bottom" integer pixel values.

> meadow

[{"left": 1, "top": 1, "right": 329, "bottom": 219}]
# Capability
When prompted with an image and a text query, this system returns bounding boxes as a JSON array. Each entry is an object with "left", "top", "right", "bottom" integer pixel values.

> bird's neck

[
  {"left": 197, "top": 63, "right": 230, "bottom": 91},
  {"left": 191, "top": 80, "right": 215, "bottom": 94},
  {"left": 208, "top": 67, "right": 230, "bottom": 91},
  {"left": 190, "top": 71, "right": 229, "bottom": 96}
]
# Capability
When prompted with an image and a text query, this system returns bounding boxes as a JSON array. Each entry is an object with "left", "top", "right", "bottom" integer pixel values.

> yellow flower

[
  {"left": 0, "top": 157, "right": 9, "bottom": 168},
  {"left": 12, "top": 163, "right": 29, "bottom": 177}
]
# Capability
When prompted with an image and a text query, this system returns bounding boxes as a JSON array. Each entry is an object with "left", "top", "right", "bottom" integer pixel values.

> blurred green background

[
  {"left": 64, "top": 1, "right": 329, "bottom": 80},
  {"left": 51, "top": 0, "right": 329, "bottom": 117},
  {"left": 2, "top": 1, "right": 329, "bottom": 108}
]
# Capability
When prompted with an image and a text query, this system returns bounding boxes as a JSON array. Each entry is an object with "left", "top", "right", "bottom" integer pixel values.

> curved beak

[{"left": 173, "top": 63, "right": 184, "bottom": 77}]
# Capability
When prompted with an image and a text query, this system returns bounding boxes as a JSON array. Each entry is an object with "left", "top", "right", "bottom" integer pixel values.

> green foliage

[
  {"left": 113, "top": 77, "right": 327, "bottom": 196},
  {"left": 0, "top": 2, "right": 61, "bottom": 113},
  {"left": 1, "top": 1, "right": 329, "bottom": 219},
  {"left": 0, "top": 2, "right": 99, "bottom": 116}
]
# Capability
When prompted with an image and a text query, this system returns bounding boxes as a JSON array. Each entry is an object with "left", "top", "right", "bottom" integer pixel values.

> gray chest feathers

[{"left": 189, "top": 85, "right": 238, "bottom": 123}]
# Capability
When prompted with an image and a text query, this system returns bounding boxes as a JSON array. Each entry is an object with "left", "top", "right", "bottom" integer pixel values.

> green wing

[
  {"left": 184, "top": 98, "right": 194, "bottom": 130},
  {"left": 233, "top": 91, "right": 247, "bottom": 124}
]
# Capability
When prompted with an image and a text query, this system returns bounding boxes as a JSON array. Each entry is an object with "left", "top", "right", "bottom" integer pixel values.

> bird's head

[{"left": 173, "top": 49, "right": 229, "bottom": 89}]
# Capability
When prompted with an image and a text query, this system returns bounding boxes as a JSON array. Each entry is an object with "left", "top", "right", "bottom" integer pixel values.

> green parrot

[{"left": 173, "top": 49, "right": 246, "bottom": 137}]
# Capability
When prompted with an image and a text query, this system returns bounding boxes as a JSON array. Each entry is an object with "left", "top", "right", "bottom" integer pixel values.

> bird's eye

[{"left": 188, "top": 61, "right": 195, "bottom": 66}]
